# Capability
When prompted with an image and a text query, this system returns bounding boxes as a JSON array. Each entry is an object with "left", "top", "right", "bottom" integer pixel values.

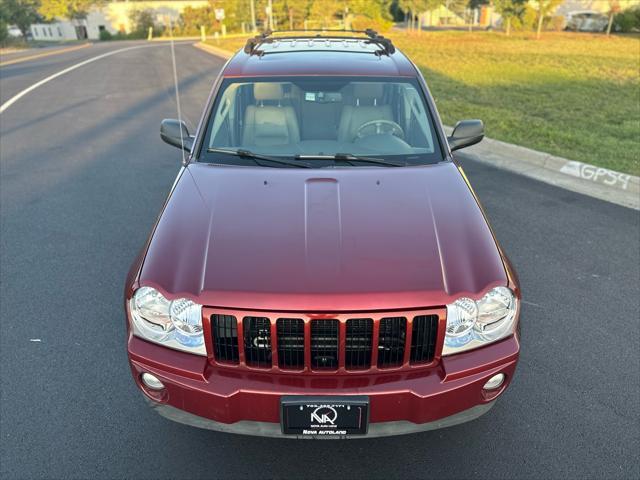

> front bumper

[
  {"left": 128, "top": 334, "right": 519, "bottom": 438},
  {"left": 145, "top": 395, "right": 495, "bottom": 438}
]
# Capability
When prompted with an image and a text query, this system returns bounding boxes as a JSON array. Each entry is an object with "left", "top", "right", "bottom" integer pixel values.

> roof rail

[{"left": 243, "top": 29, "right": 396, "bottom": 57}]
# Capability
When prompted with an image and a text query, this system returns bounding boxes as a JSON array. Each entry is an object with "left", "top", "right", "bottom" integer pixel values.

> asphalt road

[{"left": 1, "top": 41, "right": 638, "bottom": 480}]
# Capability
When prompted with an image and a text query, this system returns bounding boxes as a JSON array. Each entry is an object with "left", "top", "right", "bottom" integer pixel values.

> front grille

[
  {"left": 277, "top": 318, "right": 305, "bottom": 370},
  {"left": 410, "top": 315, "right": 438, "bottom": 364},
  {"left": 377, "top": 317, "right": 407, "bottom": 368},
  {"left": 209, "top": 311, "right": 439, "bottom": 372},
  {"left": 311, "top": 320, "right": 339, "bottom": 369},
  {"left": 211, "top": 314, "right": 239, "bottom": 364}
]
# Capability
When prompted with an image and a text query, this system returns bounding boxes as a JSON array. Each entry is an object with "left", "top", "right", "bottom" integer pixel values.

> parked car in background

[
  {"left": 7, "top": 25, "right": 24, "bottom": 38},
  {"left": 565, "top": 10, "right": 609, "bottom": 32}
]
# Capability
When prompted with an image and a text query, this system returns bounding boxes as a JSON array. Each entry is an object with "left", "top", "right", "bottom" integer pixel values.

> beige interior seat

[
  {"left": 242, "top": 84, "right": 300, "bottom": 147},
  {"left": 338, "top": 83, "right": 393, "bottom": 142}
]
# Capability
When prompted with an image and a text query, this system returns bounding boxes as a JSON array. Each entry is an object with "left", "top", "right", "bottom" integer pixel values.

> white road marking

[
  {"left": 29, "top": 338, "right": 42, "bottom": 342},
  {"left": 560, "top": 160, "right": 631, "bottom": 190},
  {"left": 0, "top": 43, "right": 168, "bottom": 115},
  {"left": 522, "top": 300, "right": 542, "bottom": 308}
]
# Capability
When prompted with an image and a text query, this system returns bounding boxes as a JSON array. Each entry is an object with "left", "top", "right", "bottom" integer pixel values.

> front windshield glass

[{"left": 200, "top": 77, "right": 443, "bottom": 167}]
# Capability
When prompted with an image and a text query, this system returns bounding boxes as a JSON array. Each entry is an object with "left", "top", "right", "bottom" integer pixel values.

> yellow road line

[{"left": 0, "top": 43, "right": 92, "bottom": 67}]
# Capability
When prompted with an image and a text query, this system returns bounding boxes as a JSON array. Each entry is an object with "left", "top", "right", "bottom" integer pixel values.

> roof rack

[{"left": 243, "top": 29, "right": 396, "bottom": 57}]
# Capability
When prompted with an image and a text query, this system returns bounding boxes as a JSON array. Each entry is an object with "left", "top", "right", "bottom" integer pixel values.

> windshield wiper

[
  {"left": 295, "top": 153, "right": 404, "bottom": 167},
  {"left": 207, "top": 148, "right": 313, "bottom": 168}
]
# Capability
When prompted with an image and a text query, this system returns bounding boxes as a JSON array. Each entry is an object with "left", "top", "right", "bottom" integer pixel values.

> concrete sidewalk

[{"left": 194, "top": 41, "right": 639, "bottom": 210}]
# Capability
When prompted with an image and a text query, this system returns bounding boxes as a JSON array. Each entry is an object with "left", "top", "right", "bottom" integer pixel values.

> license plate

[{"left": 281, "top": 396, "right": 369, "bottom": 436}]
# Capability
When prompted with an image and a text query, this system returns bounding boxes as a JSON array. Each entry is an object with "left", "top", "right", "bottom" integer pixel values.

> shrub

[
  {"left": 614, "top": 6, "right": 640, "bottom": 33},
  {"left": 99, "top": 29, "right": 112, "bottom": 41}
]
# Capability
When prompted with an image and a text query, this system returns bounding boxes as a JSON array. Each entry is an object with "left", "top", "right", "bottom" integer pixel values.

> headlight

[
  {"left": 129, "top": 286, "right": 205, "bottom": 355},
  {"left": 443, "top": 286, "right": 517, "bottom": 355}
]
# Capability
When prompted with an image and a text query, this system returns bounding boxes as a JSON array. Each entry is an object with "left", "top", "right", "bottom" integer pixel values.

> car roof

[{"left": 222, "top": 38, "right": 418, "bottom": 78}]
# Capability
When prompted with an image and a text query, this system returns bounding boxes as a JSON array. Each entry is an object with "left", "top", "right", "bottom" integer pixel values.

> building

[
  {"left": 418, "top": 0, "right": 640, "bottom": 28},
  {"left": 29, "top": 0, "right": 209, "bottom": 41}
]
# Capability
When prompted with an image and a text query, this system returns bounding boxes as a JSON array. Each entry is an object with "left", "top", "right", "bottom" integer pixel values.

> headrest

[
  {"left": 254, "top": 83, "right": 284, "bottom": 101},
  {"left": 353, "top": 83, "right": 384, "bottom": 101}
]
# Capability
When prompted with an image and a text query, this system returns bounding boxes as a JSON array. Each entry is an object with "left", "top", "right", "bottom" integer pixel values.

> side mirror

[
  {"left": 447, "top": 120, "right": 484, "bottom": 152},
  {"left": 160, "top": 119, "right": 193, "bottom": 152}
]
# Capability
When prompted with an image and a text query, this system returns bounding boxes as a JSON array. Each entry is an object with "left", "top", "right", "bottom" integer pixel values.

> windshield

[{"left": 199, "top": 77, "right": 443, "bottom": 167}]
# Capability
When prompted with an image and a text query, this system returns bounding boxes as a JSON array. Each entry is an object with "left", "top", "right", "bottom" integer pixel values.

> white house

[{"left": 28, "top": 0, "right": 208, "bottom": 41}]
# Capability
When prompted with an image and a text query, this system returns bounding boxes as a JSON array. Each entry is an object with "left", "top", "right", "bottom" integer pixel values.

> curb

[
  {"left": 445, "top": 126, "right": 640, "bottom": 211},
  {"left": 193, "top": 41, "right": 639, "bottom": 211},
  {"left": 0, "top": 43, "right": 92, "bottom": 67},
  {"left": 193, "top": 41, "right": 233, "bottom": 59}
]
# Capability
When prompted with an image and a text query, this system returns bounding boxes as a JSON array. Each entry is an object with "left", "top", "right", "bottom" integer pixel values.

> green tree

[
  {"left": 613, "top": 4, "right": 640, "bottom": 33},
  {"left": 209, "top": 0, "right": 254, "bottom": 32},
  {"left": 532, "top": 0, "right": 562, "bottom": 39},
  {"left": 399, "top": 1, "right": 445, "bottom": 31},
  {"left": 0, "top": 18, "right": 9, "bottom": 44},
  {"left": 345, "top": 0, "right": 393, "bottom": 31},
  {"left": 180, "top": 5, "right": 214, "bottom": 35},
  {"left": 1, "top": 0, "right": 41, "bottom": 37},
  {"left": 39, "top": 0, "right": 105, "bottom": 21},
  {"left": 129, "top": 8, "right": 157, "bottom": 37},
  {"left": 308, "top": 0, "right": 342, "bottom": 28},
  {"left": 283, "top": 0, "right": 312, "bottom": 29},
  {"left": 493, "top": 0, "right": 526, "bottom": 35}
]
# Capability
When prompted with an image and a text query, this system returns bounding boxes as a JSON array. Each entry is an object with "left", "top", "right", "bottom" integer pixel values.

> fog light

[
  {"left": 483, "top": 373, "right": 505, "bottom": 390},
  {"left": 141, "top": 373, "right": 164, "bottom": 390}
]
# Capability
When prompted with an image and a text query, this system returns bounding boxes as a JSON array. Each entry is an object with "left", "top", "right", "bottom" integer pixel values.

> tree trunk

[
  {"left": 506, "top": 17, "right": 511, "bottom": 36},
  {"left": 18, "top": 25, "right": 30, "bottom": 38},
  {"left": 606, "top": 11, "right": 614, "bottom": 35},
  {"left": 536, "top": 8, "right": 544, "bottom": 39}
]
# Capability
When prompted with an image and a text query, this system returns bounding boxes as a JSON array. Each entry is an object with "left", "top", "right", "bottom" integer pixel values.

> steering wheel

[{"left": 355, "top": 119, "right": 405, "bottom": 140}]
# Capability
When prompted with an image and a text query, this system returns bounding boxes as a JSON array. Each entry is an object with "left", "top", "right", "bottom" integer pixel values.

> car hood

[{"left": 139, "top": 162, "right": 506, "bottom": 311}]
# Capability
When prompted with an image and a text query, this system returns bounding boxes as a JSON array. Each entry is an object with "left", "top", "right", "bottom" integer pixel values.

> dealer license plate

[{"left": 281, "top": 396, "right": 369, "bottom": 436}]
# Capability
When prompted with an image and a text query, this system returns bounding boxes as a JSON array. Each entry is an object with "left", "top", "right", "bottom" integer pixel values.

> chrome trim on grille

[{"left": 205, "top": 308, "right": 444, "bottom": 374}]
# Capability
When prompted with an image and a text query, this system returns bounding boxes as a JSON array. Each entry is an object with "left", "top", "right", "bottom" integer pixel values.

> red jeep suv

[{"left": 125, "top": 30, "right": 521, "bottom": 438}]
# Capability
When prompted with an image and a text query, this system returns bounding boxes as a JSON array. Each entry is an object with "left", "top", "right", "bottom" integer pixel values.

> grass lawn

[{"left": 207, "top": 31, "right": 640, "bottom": 175}]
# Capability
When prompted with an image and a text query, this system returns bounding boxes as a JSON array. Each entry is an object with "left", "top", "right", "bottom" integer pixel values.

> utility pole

[
  {"left": 250, "top": 0, "right": 256, "bottom": 33},
  {"left": 268, "top": 0, "right": 274, "bottom": 31}
]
